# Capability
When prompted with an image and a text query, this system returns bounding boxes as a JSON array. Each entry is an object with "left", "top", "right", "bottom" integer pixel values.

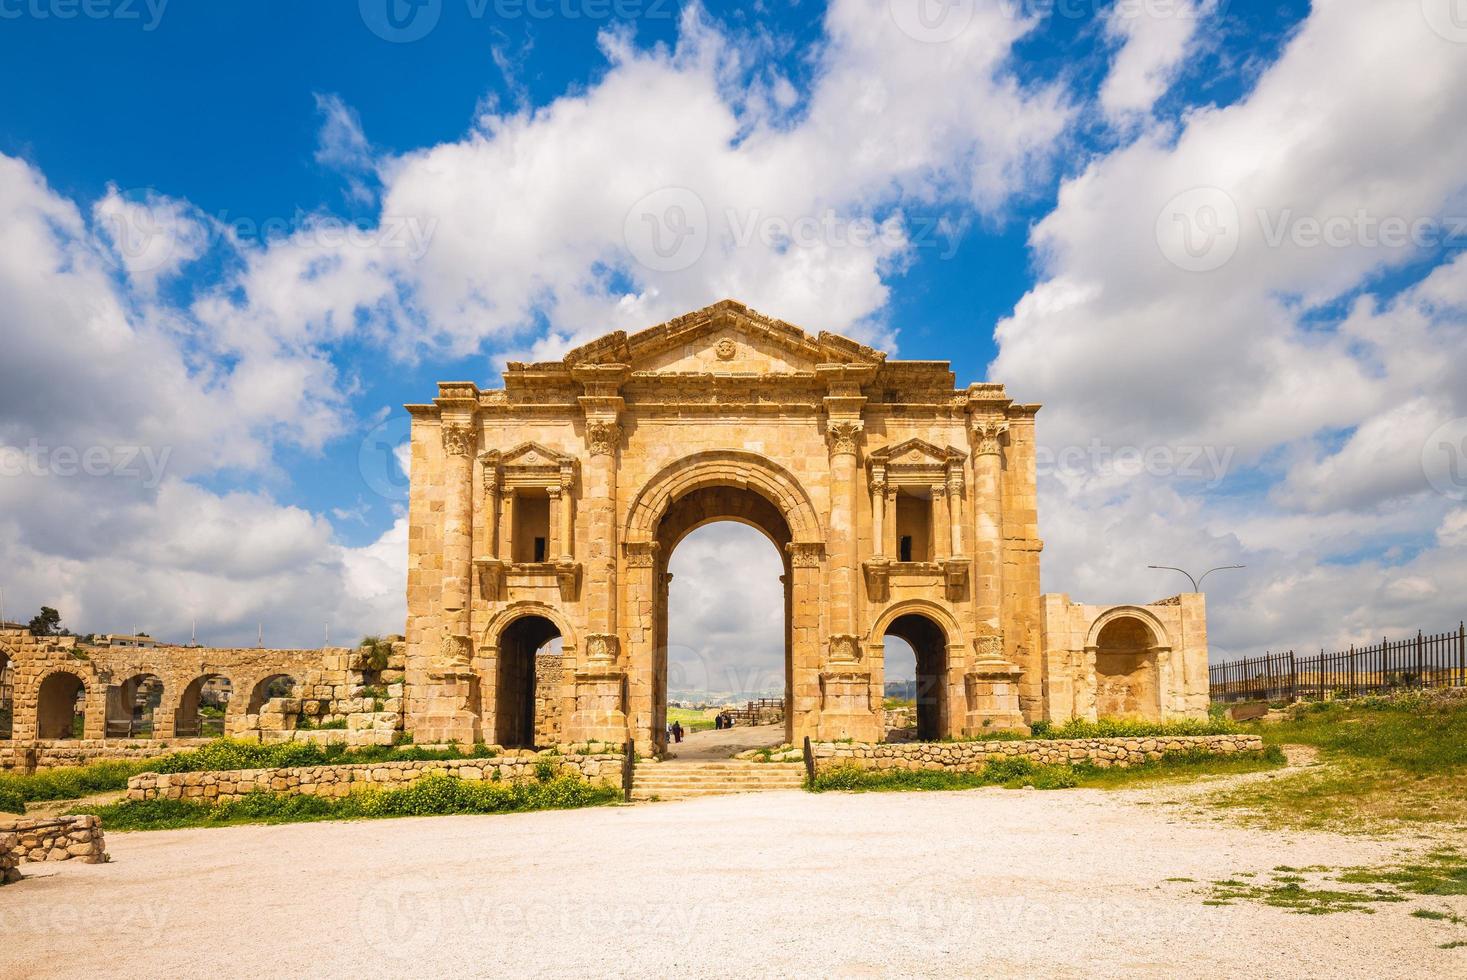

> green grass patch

[
  {"left": 1212, "top": 694, "right": 1467, "bottom": 832},
  {"left": 971, "top": 716, "right": 1241, "bottom": 742},
  {"left": 76, "top": 772, "right": 621, "bottom": 832},
  {"left": 1201, "top": 851, "right": 1467, "bottom": 918},
  {"left": 808, "top": 749, "right": 1283, "bottom": 794},
  {"left": 0, "top": 738, "right": 520, "bottom": 805},
  {"left": 665, "top": 707, "right": 716, "bottom": 733}
]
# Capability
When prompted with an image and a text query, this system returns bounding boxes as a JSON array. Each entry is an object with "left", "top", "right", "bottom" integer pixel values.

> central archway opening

[{"left": 654, "top": 486, "right": 793, "bottom": 756}]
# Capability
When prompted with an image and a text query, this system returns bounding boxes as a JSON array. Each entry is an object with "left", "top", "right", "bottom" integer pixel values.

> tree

[{"left": 28, "top": 606, "right": 63, "bottom": 637}]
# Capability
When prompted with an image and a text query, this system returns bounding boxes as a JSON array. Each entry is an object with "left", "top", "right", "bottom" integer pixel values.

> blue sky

[{"left": 1, "top": 0, "right": 1464, "bottom": 682}]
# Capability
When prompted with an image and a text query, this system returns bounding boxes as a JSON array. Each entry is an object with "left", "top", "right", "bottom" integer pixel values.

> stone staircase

[{"left": 631, "top": 760, "right": 807, "bottom": 801}]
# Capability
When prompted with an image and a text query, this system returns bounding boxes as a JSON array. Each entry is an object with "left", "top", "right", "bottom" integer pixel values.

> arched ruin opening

[
  {"left": 247, "top": 674, "right": 300, "bottom": 714},
  {"left": 654, "top": 486, "right": 793, "bottom": 754},
  {"left": 882, "top": 613, "right": 949, "bottom": 741},
  {"left": 495, "top": 616, "right": 561, "bottom": 749},
  {"left": 176, "top": 674, "right": 233, "bottom": 737},
  {"left": 106, "top": 673, "right": 164, "bottom": 738},
  {"left": 1094, "top": 617, "right": 1162, "bottom": 721},
  {"left": 37, "top": 671, "right": 86, "bottom": 739}
]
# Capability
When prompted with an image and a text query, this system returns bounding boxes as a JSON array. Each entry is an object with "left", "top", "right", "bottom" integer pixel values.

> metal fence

[{"left": 1209, "top": 622, "right": 1467, "bottom": 703}]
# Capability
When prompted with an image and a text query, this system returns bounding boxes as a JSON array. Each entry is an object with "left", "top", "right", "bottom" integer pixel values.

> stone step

[
  {"left": 630, "top": 760, "right": 807, "bottom": 802},
  {"left": 630, "top": 786, "right": 804, "bottom": 800}
]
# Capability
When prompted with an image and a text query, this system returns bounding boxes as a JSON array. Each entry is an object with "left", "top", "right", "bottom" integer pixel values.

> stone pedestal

[
  {"left": 817, "top": 659, "right": 881, "bottom": 742},
  {"left": 571, "top": 665, "right": 628, "bottom": 744},
  {"left": 964, "top": 659, "right": 1028, "bottom": 735}
]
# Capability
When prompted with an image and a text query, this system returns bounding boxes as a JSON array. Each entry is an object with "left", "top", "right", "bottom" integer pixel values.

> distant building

[{"left": 100, "top": 634, "right": 160, "bottom": 649}]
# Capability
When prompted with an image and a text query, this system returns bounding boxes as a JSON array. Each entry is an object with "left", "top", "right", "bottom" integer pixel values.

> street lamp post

[{"left": 1147, "top": 564, "right": 1245, "bottom": 593}]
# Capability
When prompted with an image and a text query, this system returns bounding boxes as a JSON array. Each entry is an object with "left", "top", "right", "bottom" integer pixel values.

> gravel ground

[{"left": 1, "top": 779, "right": 1462, "bottom": 979}]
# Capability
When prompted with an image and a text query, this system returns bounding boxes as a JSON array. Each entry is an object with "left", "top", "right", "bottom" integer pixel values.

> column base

[
  {"left": 816, "top": 666, "right": 882, "bottom": 742},
  {"left": 412, "top": 662, "right": 482, "bottom": 745},
  {"left": 569, "top": 665, "right": 628, "bottom": 744},
  {"left": 964, "top": 660, "right": 1029, "bottom": 736}
]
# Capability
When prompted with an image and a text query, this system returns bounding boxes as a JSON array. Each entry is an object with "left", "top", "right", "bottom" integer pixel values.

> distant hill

[{"left": 884, "top": 679, "right": 917, "bottom": 701}]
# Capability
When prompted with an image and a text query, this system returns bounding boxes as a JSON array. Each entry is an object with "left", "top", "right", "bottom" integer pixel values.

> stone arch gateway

[{"left": 403, "top": 300, "right": 1214, "bottom": 748}]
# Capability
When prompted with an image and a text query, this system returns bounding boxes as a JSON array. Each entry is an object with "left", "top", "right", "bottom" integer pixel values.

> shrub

[
  {"left": 0, "top": 788, "right": 26, "bottom": 814},
  {"left": 0, "top": 760, "right": 147, "bottom": 803}
]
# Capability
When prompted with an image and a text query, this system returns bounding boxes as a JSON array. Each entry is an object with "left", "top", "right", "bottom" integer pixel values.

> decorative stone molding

[
  {"left": 441, "top": 422, "right": 477, "bottom": 458},
  {"left": 623, "top": 540, "right": 661, "bottom": 568},
  {"left": 862, "top": 558, "right": 891, "bottom": 601},
  {"left": 586, "top": 420, "right": 623, "bottom": 456},
  {"left": 440, "top": 632, "right": 473, "bottom": 669},
  {"left": 584, "top": 633, "right": 620, "bottom": 666},
  {"left": 828, "top": 633, "right": 862, "bottom": 665},
  {"left": 473, "top": 557, "right": 505, "bottom": 600},
  {"left": 554, "top": 560, "right": 581, "bottom": 601},
  {"left": 715, "top": 338, "right": 737, "bottom": 360},
  {"left": 973, "top": 632, "right": 1006, "bottom": 663},
  {"left": 941, "top": 556, "right": 971, "bottom": 599},
  {"left": 970, "top": 419, "right": 1009, "bottom": 456}
]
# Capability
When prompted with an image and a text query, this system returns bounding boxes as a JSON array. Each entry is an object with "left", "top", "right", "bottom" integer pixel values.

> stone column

[
  {"left": 480, "top": 459, "right": 501, "bottom": 560},
  {"left": 932, "top": 483, "right": 950, "bottom": 560},
  {"left": 440, "top": 418, "right": 478, "bottom": 665},
  {"left": 825, "top": 418, "right": 863, "bottom": 644},
  {"left": 572, "top": 364, "right": 629, "bottom": 744},
  {"left": 870, "top": 470, "right": 887, "bottom": 559},
  {"left": 969, "top": 419, "right": 1008, "bottom": 637},
  {"left": 546, "top": 484, "right": 562, "bottom": 561},
  {"left": 947, "top": 466, "right": 964, "bottom": 557},
  {"left": 558, "top": 470, "right": 575, "bottom": 563},
  {"left": 499, "top": 488, "right": 516, "bottom": 562}
]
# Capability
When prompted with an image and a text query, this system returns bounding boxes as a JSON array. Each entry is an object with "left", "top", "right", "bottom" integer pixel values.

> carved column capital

[
  {"left": 442, "top": 422, "right": 477, "bottom": 458},
  {"left": 825, "top": 419, "right": 864, "bottom": 457},
  {"left": 969, "top": 419, "right": 1009, "bottom": 456},
  {"left": 786, "top": 541, "right": 825, "bottom": 568},
  {"left": 586, "top": 420, "right": 623, "bottom": 456},
  {"left": 623, "top": 540, "right": 660, "bottom": 568}
]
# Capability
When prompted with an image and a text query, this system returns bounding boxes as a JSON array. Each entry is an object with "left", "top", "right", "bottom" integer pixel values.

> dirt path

[
  {"left": 4, "top": 775, "right": 1461, "bottom": 978},
  {"left": 662, "top": 722, "right": 784, "bottom": 761}
]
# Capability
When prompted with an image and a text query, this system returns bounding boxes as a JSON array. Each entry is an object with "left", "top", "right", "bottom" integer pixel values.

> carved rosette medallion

[{"left": 715, "top": 338, "right": 737, "bottom": 360}]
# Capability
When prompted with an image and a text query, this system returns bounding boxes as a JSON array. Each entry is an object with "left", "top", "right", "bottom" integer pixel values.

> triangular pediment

[
  {"left": 561, "top": 300, "right": 886, "bottom": 375},
  {"left": 868, "top": 438, "right": 966, "bottom": 466},
  {"left": 485, "top": 442, "right": 575, "bottom": 467}
]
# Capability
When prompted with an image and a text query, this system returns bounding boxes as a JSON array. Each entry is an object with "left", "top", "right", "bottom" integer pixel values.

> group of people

[
  {"left": 713, "top": 711, "right": 737, "bottom": 730},
  {"left": 663, "top": 710, "right": 740, "bottom": 744}
]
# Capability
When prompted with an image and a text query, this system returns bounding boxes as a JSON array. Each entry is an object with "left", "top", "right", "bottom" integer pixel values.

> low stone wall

[
  {"left": 2, "top": 738, "right": 218, "bottom": 773},
  {"left": 0, "top": 833, "right": 20, "bottom": 884},
  {"left": 0, "top": 815, "right": 108, "bottom": 864},
  {"left": 126, "top": 752, "right": 625, "bottom": 804},
  {"left": 812, "top": 734, "right": 1264, "bottom": 771}
]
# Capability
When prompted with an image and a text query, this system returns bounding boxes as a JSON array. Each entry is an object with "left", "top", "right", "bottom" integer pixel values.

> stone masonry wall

[
  {"left": 126, "top": 752, "right": 625, "bottom": 804},
  {"left": 0, "top": 833, "right": 20, "bottom": 885},
  {"left": 811, "top": 734, "right": 1263, "bottom": 771},
  {"left": 0, "top": 815, "right": 108, "bottom": 865}
]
